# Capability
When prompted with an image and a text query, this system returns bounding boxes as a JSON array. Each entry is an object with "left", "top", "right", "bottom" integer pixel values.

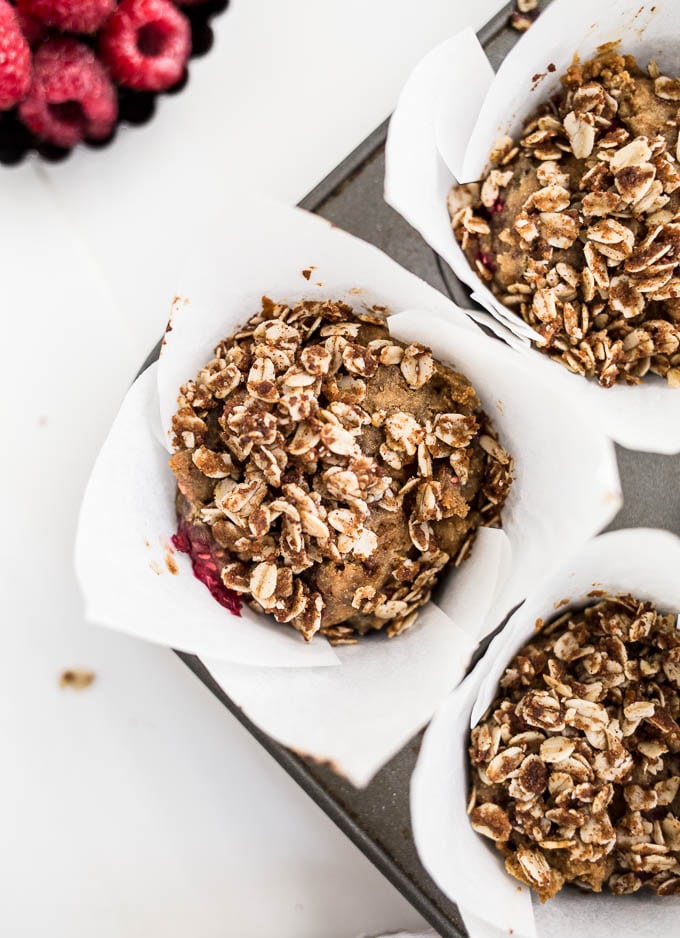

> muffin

[
  {"left": 169, "top": 297, "right": 513, "bottom": 644},
  {"left": 450, "top": 49, "right": 680, "bottom": 388},
  {"left": 468, "top": 594, "right": 680, "bottom": 900}
]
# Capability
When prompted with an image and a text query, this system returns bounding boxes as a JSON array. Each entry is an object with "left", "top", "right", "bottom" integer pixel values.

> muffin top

[
  {"left": 450, "top": 50, "right": 680, "bottom": 388},
  {"left": 169, "top": 297, "right": 512, "bottom": 643},
  {"left": 468, "top": 595, "right": 680, "bottom": 900}
]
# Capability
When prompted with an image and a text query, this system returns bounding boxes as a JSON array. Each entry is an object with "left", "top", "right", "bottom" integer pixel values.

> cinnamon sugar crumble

[
  {"left": 169, "top": 297, "right": 512, "bottom": 643},
  {"left": 451, "top": 51, "right": 680, "bottom": 388},
  {"left": 468, "top": 595, "right": 680, "bottom": 900}
]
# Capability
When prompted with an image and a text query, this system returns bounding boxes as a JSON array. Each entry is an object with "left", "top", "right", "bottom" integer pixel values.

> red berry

[
  {"left": 172, "top": 520, "right": 242, "bottom": 616},
  {"left": 99, "top": 0, "right": 190, "bottom": 92},
  {"left": 17, "top": 0, "right": 115, "bottom": 34},
  {"left": 18, "top": 37, "right": 117, "bottom": 148},
  {"left": 0, "top": 0, "right": 31, "bottom": 110},
  {"left": 14, "top": 6, "right": 46, "bottom": 46}
]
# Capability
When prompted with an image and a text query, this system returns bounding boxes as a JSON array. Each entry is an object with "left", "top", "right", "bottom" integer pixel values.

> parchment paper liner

[{"left": 76, "top": 197, "right": 620, "bottom": 785}]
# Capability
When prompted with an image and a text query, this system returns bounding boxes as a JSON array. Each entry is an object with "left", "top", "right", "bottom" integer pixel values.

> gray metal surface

[{"left": 172, "top": 0, "right": 673, "bottom": 934}]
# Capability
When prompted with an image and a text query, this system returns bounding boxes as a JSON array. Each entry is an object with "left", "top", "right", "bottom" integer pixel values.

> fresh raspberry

[
  {"left": 14, "top": 6, "right": 46, "bottom": 46},
  {"left": 17, "top": 0, "right": 115, "bottom": 34},
  {"left": 99, "top": 0, "right": 190, "bottom": 92},
  {"left": 0, "top": 0, "right": 31, "bottom": 110},
  {"left": 18, "top": 38, "right": 117, "bottom": 148}
]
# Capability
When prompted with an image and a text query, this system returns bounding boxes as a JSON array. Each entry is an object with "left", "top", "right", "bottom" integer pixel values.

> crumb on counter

[{"left": 59, "top": 669, "right": 96, "bottom": 690}]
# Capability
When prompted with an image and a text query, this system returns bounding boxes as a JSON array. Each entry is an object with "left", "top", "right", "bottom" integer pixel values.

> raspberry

[
  {"left": 14, "top": 6, "right": 46, "bottom": 46},
  {"left": 18, "top": 38, "right": 118, "bottom": 148},
  {"left": 172, "top": 520, "right": 242, "bottom": 616},
  {"left": 99, "top": 0, "right": 190, "bottom": 92},
  {"left": 17, "top": 0, "right": 115, "bottom": 34},
  {"left": 0, "top": 0, "right": 31, "bottom": 110}
]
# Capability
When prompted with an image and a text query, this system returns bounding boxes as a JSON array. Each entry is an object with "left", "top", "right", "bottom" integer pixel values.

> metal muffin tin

[{"left": 168, "top": 2, "right": 680, "bottom": 935}]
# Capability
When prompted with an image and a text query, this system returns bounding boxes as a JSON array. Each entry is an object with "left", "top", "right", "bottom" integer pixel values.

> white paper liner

[
  {"left": 204, "top": 601, "right": 475, "bottom": 789},
  {"left": 385, "top": 1, "right": 680, "bottom": 453},
  {"left": 75, "top": 363, "right": 337, "bottom": 668},
  {"left": 76, "top": 196, "right": 620, "bottom": 785},
  {"left": 411, "top": 527, "right": 680, "bottom": 938}
]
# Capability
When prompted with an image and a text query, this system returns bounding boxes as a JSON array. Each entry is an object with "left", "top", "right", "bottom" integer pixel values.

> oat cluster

[
  {"left": 451, "top": 52, "right": 680, "bottom": 387},
  {"left": 509, "top": 0, "right": 538, "bottom": 34},
  {"left": 170, "top": 298, "right": 512, "bottom": 643},
  {"left": 469, "top": 595, "right": 680, "bottom": 900}
]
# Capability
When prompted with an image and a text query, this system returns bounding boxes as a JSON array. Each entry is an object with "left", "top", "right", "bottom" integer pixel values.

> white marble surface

[{"left": 1, "top": 1, "right": 504, "bottom": 934}]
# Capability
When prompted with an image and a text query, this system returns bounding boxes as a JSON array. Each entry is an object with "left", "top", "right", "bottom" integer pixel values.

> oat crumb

[
  {"left": 165, "top": 552, "right": 179, "bottom": 575},
  {"left": 59, "top": 669, "right": 95, "bottom": 690}
]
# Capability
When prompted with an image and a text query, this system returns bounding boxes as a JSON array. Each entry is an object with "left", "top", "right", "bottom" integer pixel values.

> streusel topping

[
  {"left": 170, "top": 297, "right": 512, "bottom": 643},
  {"left": 469, "top": 595, "right": 680, "bottom": 900},
  {"left": 451, "top": 50, "right": 680, "bottom": 388}
]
